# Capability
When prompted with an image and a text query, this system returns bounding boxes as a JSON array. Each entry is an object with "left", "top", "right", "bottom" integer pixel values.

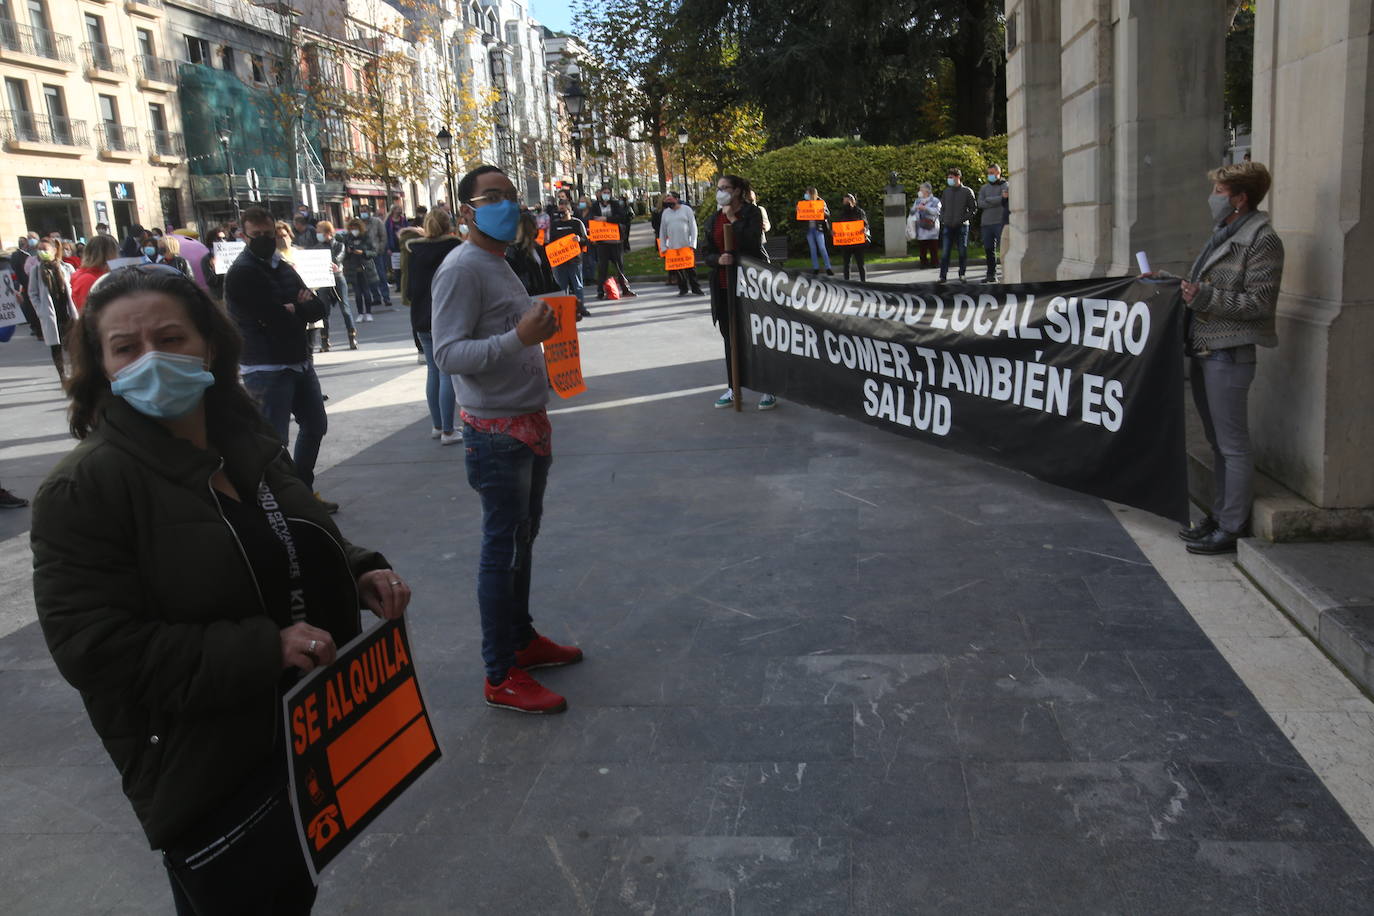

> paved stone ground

[{"left": 3, "top": 280, "right": 1374, "bottom": 914}]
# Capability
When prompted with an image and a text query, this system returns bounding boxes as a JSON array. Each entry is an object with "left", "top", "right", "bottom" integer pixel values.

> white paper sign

[
  {"left": 390, "top": 252, "right": 401, "bottom": 270},
  {"left": 292, "top": 249, "right": 336, "bottom": 290},
  {"left": 1135, "top": 251, "right": 1151, "bottom": 275},
  {"left": 0, "top": 271, "right": 21, "bottom": 328},
  {"left": 213, "top": 240, "right": 246, "bottom": 274}
]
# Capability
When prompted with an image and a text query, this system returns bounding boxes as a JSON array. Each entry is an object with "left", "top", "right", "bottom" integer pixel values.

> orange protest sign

[
  {"left": 544, "top": 233, "right": 581, "bottom": 268},
  {"left": 656, "top": 237, "right": 664, "bottom": 256},
  {"left": 832, "top": 219, "right": 867, "bottom": 247},
  {"left": 587, "top": 219, "right": 620, "bottom": 243},
  {"left": 539, "top": 295, "right": 587, "bottom": 398},
  {"left": 535, "top": 228, "right": 545, "bottom": 246},
  {"left": 284, "top": 617, "right": 440, "bottom": 881},
  {"left": 796, "top": 199, "right": 825, "bottom": 221},
  {"left": 664, "top": 247, "right": 695, "bottom": 271}
]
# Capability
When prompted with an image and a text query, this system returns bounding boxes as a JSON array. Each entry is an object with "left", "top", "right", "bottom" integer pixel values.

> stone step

[{"left": 1238, "top": 538, "right": 1374, "bottom": 693}]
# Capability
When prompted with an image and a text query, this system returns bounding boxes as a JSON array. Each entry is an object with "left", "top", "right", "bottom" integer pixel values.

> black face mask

[{"left": 247, "top": 235, "right": 276, "bottom": 259}]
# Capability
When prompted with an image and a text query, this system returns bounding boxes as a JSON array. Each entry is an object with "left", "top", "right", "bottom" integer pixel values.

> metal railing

[
  {"left": 135, "top": 53, "right": 178, "bottom": 84},
  {"left": 0, "top": 20, "right": 76, "bottom": 63},
  {"left": 125, "top": 0, "right": 164, "bottom": 9},
  {"left": 81, "top": 41, "right": 126, "bottom": 75},
  {"left": 1, "top": 110, "right": 88, "bottom": 147},
  {"left": 147, "top": 128, "right": 184, "bottom": 157},
  {"left": 98, "top": 122, "right": 140, "bottom": 154}
]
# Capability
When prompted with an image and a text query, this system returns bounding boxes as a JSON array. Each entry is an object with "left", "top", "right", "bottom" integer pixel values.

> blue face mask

[
  {"left": 143, "top": 246, "right": 157, "bottom": 260},
  {"left": 110, "top": 350, "right": 215, "bottom": 420},
  {"left": 472, "top": 199, "right": 520, "bottom": 242}
]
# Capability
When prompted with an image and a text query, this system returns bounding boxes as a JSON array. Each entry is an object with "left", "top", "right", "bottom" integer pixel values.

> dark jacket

[
  {"left": 546, "top": 216, "right": 588, "bottom": 255},
  {"left": 588, "top": 198, "right": 631, "bottom": 246},
  {"left": 699, "top": 202, "right": 769, "bottom": 324},
  {"left": 159, "top": 254, "right": 192, "bottom": 279},
  {"left": 939, "top": 184, "right": 978, "bottom": 227},
  {"left": 31, "top": 397, "right": 390, "bottom": 849},
  {"left": 224, "top": 249, "right": 327, "bottom": 365},
  {"left": 834, "top": 205, "right": 870, "bottom": 246},
  {"left": 341, "top": 232, "right": 378, "bottom": 284},
  {"left": 199, "top": 251, "right": 224, "bottom": 299},
  {"left": 506, "top": 243, "right": 558, "bottom": 296},
  {"left": 404, "top": 236, "right": 461, "bottom": 333}
]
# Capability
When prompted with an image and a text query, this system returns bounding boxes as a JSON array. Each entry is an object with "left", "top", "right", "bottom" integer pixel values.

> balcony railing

[
  {"left": 1, "top": 110, "right": 88, "bottom": 147},
  {"left": 98, "top": 122, "right": 140, "bottom": 154},
  {"left": 147, "top": 128, "right": 184, "bottom": 157},
  {"left": 135, "top": 53, "right": 178, "bottom": 84},
  {"left": 0, "top": 20, "right": 76, "bottom": 64},
  {"left": 81, "top": 41, "right": 127, "bottom": 75},
  {"left": 125, "top": 0, "right": 164, "bottom": 10}
]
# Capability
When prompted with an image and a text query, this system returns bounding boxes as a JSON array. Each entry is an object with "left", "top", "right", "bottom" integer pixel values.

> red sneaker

[
  {"left": 515, "top": 634, "right": 584, "bottom": 670},
  {"left": 484, "top": 668, "right": 567, "bottom": 714}
]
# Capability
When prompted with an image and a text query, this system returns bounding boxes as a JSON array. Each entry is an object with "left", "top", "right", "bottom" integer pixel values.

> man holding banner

[
  {"left": 588, "top": 186, "right": 636, "bottom": 299},
  {"left": 657, "top": 192, "right": 702, "bottom": 296},
  {"left": 432, "top": 165, "right": 584, "bottom": 714}
]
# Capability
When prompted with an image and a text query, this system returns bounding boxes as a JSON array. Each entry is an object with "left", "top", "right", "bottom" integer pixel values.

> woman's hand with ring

[
  {"left": 359, "top": 569, "right": 411, "bottom": 620},
  {"left": 280, "top": 622, "right": 336, "bottom": 672}
]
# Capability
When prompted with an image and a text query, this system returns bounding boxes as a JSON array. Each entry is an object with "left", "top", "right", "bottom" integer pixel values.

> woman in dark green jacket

[{"left": 30, "top": 265, "right": 413, "bottom": 915}]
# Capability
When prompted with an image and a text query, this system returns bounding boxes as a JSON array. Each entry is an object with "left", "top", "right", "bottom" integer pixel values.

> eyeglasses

[{"left": 466, "top": 189, "right": 521, "bottom": 206}]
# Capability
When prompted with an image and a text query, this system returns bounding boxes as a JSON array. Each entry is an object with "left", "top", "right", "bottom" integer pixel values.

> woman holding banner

[
  {"left": 701, "top": 174, "right": 776, "bottom": 410},
  {"left": 835, "top": 193, "right": 870, "bottom": 282},
  {"left": 30, "top": 265, "right": 411, "bottom": 914},
  {"left": 801, "top": 187, "right": 833, "bottom": 276}
]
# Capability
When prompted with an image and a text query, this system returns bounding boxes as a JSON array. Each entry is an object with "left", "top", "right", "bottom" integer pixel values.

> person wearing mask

[
  {"left": 546, "top": 197, "right": 592, "bottom": 319},
  {"left": 431, "top": 164, "right": 582, "bottom": 714},
  {"left": 835, "top": 193, "right": 870, "bottom": 282},
  {"left": 1150, "top": 161, "right": 1283, "bottom": 556},
  {"left": 94, "top": 221, "right": 110, "bottom": 236},
  {"left": 30, "top": 266, "right": 409, "bottom": 914},
  {"left": 588, "top": 185, "right": 636, "bottom": 299},
  {"left": 292, "top": 215, "right": 318, "bottom": 249},
  {"left": 12, "top": 233, "right": 43, "bottom": 338},
  {"left": 157, "top": 234, "right": 193, "bottom": 279},
  {"left": 977, "top": 164, "right": 1010, "bottom": 282},
  {"left": 71, "top": 235, "right": 119, "bottom": 311},
  {"left": 938, "top": 168, "right": 978, "bottom": 283},
  {"left": 700, "top": 174, "right": 776, "bottom": 411},
  {"left": 912, "top": 182, "right": 942, "bottom": 269},
  {"left": 201, "top": 228, "right": 228, "bottom": 301},
  {"left": 801, "top": 187, "right": 833, "bottom": 277},
  {"left": 747, "top": 188, "right": 771, "bottom": 244},
  {"left": 224, "top": 207, "right": 337, "bottom": 513},
  {"left": 140, "top": 237, "right": 159, "bottom": 264},
  {"left": 506, "top": 211, "right": 558, "bottom": 298},
  {"left": 63, "top": 241, "right": 82, "bottom": 269},
  {"left": 386, "top": 202, "right": 407, "bottom": 285},
  {"left": 342, "top": 218, "right": 379, "bottom": 322},
  {"left": 404, "top": 209, "right": 462, "bottom": 444},
  {"left": 316, "top": 221, "right": 357, "bottom": 352},
  {"left": 575, "top": 196, "right": 596, "bottom": 285},
  {"left": 28, "top": 238, "right": 77, "bottom": 383},
  {"left": 359, "top": 207, "right": 392, "bottom": 309},
  {"left": 657, "top": 192, "right": 702, "bottom": 296}
]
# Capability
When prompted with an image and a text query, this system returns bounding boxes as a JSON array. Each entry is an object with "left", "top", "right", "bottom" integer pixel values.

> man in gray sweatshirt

[
  {"left": 431, "top": 164, "right": 582, "bottom": 715},
  {"left": 977, "top": 163, "right": 1010, "bottom": 282}
]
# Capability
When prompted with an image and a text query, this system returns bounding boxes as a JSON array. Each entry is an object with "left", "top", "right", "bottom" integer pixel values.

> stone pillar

[
  {"left": 1002, "top": 0, "right": 1063, "bottom": 282},
  {"left": 1106, "top": 0, "right": 1227, "bottom": 277},
  {"left": 1055, "top": 0, "right": 1115, "bottom": 279},
  {"left": 1248, "top": 0, "right": 1374, "bottom": 511},
  {"left": 883, "top": 173, "right": 906, "bottom": 258}
]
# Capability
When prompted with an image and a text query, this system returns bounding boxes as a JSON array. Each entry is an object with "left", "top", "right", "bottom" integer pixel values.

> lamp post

[
  {"left": 677, "top": 127, "right": 689, "bottom": 205},
  {"left": 218, "top": 123, "right": 240, "bottom": 224},
  {"left": 436, "top": 126, "right": 455, "bottom": 210},
  {"left": 561, "top": 78, "right": 586, "bottom": 198}
]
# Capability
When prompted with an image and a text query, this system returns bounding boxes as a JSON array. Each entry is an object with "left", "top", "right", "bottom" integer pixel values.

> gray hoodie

[
  {"left": 430, "top": 241, "right": 548, "bottom": 418},
  {"left": 977, "top": 179, "right": 1009, "bottom": 226}
]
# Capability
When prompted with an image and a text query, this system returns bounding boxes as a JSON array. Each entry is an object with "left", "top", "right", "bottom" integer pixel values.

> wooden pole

[{"left": 723, "top": 221, "right": 742, "bottom": 411}]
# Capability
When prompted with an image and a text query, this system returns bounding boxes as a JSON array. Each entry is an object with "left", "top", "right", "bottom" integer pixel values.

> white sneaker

[
  {"left": 440, "top": 431, "right": 463, "bottom": 446},
  {"left": 416, "top": 352, "right": 426, "bottom": 365},
  {"left": 757, "top": 394, "right": 778, "bottom": 410},
  {"left": 431, "top": 427, "right": 442, "bottom": 440}
]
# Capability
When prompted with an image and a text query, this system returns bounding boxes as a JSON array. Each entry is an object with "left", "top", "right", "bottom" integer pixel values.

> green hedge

[{"left": 695, "top": 135, "right": 1009, "bottom": 255}]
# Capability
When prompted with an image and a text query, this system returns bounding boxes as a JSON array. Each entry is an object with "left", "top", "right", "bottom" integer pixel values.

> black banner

[{"left": 732, "top": 258, "right": 1187, "bottom": 522}]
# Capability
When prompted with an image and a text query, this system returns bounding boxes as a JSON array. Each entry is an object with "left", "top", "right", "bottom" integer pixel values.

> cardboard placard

[
  {"left": 536, "top": 228, "right": 546, "bottom": 246},
  {"left": 292, "top": 249, "right": 336, "bottom": 290},
  {"left": 832, "top": 220, "right": 867, "bottom": 247},
  {"left": 664, "top": 247, "right": 696, "bottom": 271},
  {"left": 796, "top": 199, "right": 826, "bottom": 221},
  {"left": 587, "top": 220, "right": 620, "bottom": 243},
  {"left": 213, "top": 240, "right": 246, "bottom": 274},
  {"left": 0, "top": 270, "right": 21, "bottom": 328},
  {"left": 655, "top": 237, "right": 664, "bottom": 256},
  {"left": 284, "top": 617, "right": 441, "bottom": 881},
  {"left": 538, "top": 295, "right": 587, "bottom": 398},
  {"left": 544, "top": 233, "right": 582, "bottom": 268}
]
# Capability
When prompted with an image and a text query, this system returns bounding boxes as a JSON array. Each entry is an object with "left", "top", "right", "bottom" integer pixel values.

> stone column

[
  {"left": 1002, "top": 0, "right": 1062, "bottom": 282},
  {"left": 1248, "top": 0, "right": 1374, "bottom": 512},
  {"left": 1055, "top": 0, "right": 1115, "bottom": 280}
]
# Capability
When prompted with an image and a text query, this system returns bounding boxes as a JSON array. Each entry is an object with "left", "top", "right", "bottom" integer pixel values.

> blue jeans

[
  {"left": 416, "top": 331, "right": 456, "bottom": 434},
  {"left": 462, "top": 424, "right": 551, "bottom": 681},
  {"left": 242, "top": 366, "right": 328, "bottom": 489},
  {"left": 807, "top": 224, "right": 831, "bottom": 270},
  {"left": 372, "top": 253, "right": 393, "bottom": 305},
  {"left": 552, "top": 258, "right": 584, "bottom": 306},
  {"left": 322, "top": 284, "right": 354, "bottom": 340},
  {"left": 348, "top": 269, "right": 373, "bottom": 314},
  {"left": 939, "top": 224, "right": 969, "bottom": 279}
]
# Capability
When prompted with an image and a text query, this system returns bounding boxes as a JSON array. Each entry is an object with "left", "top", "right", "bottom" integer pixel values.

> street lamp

[
  {"left": 677, "top": 127, "right": 689, "bottom": 205},
  {"left": 217, "top": 122, "right": 240, "bottom": 224},
  {"left": 562, "top": 78, "right": 587, "bottom": 198},
  {"left": 436, "top": 126, "right": 456, "bottom": 210}
]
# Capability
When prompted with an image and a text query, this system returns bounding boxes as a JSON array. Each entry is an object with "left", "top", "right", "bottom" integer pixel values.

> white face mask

[
  {"left": 803, "top": 192, "right": 812, "bottom": 200},
  {"left": 716, "top": 189, "right": 733, "bottom": 208}
]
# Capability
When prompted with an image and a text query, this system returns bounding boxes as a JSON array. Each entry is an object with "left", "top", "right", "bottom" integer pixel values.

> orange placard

[
  {"left": 655, "top": 237, "right": 664, "bottom": 256},
  {"left": 664, "top": 247, "right": 695, "bottom": 271},
  {"left": 535, "top": 228, "right": 546, "bottom": 246},
  {"left": 796, "top": 199, "right": 825, "bottom": 221},
  {"left": 832, "top": 219, "right": 867, "bottom": 247},
  {"left": 587, "top": 219, "right": 620, "bottom": 243},
  {"left": 539, "top": 295, "right": 587, "bottom": 398},
  {"left": 544, "top": 233, "right": 581, "bottom": 268}
]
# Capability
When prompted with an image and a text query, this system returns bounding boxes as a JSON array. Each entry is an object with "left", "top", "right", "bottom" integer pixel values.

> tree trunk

[{"left": 949, "top": 0, "right": 1000, "bottom": 137}]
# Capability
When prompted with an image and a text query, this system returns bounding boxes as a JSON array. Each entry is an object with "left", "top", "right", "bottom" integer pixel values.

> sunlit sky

[{"left": 529, "top": 0, "right": 573, "bottom": 33}]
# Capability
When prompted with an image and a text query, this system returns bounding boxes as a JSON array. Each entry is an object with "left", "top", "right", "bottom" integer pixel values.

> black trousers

[
  {"left": 673, "top": 268, "right": 701, "bottom": 293},
  {"left": 842, "top": 249, "right": 866, "bottom": 281},
  {"left": 595, "top": 243, "right": 631, "bottom": 294},
  {"left": 711, "top": 281, "right": 736, "bottom": 387}
]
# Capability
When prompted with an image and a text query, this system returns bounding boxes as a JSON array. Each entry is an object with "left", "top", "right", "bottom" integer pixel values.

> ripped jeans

[{"left": 462, "top": 424, "right": 552, "bottom": 681}]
